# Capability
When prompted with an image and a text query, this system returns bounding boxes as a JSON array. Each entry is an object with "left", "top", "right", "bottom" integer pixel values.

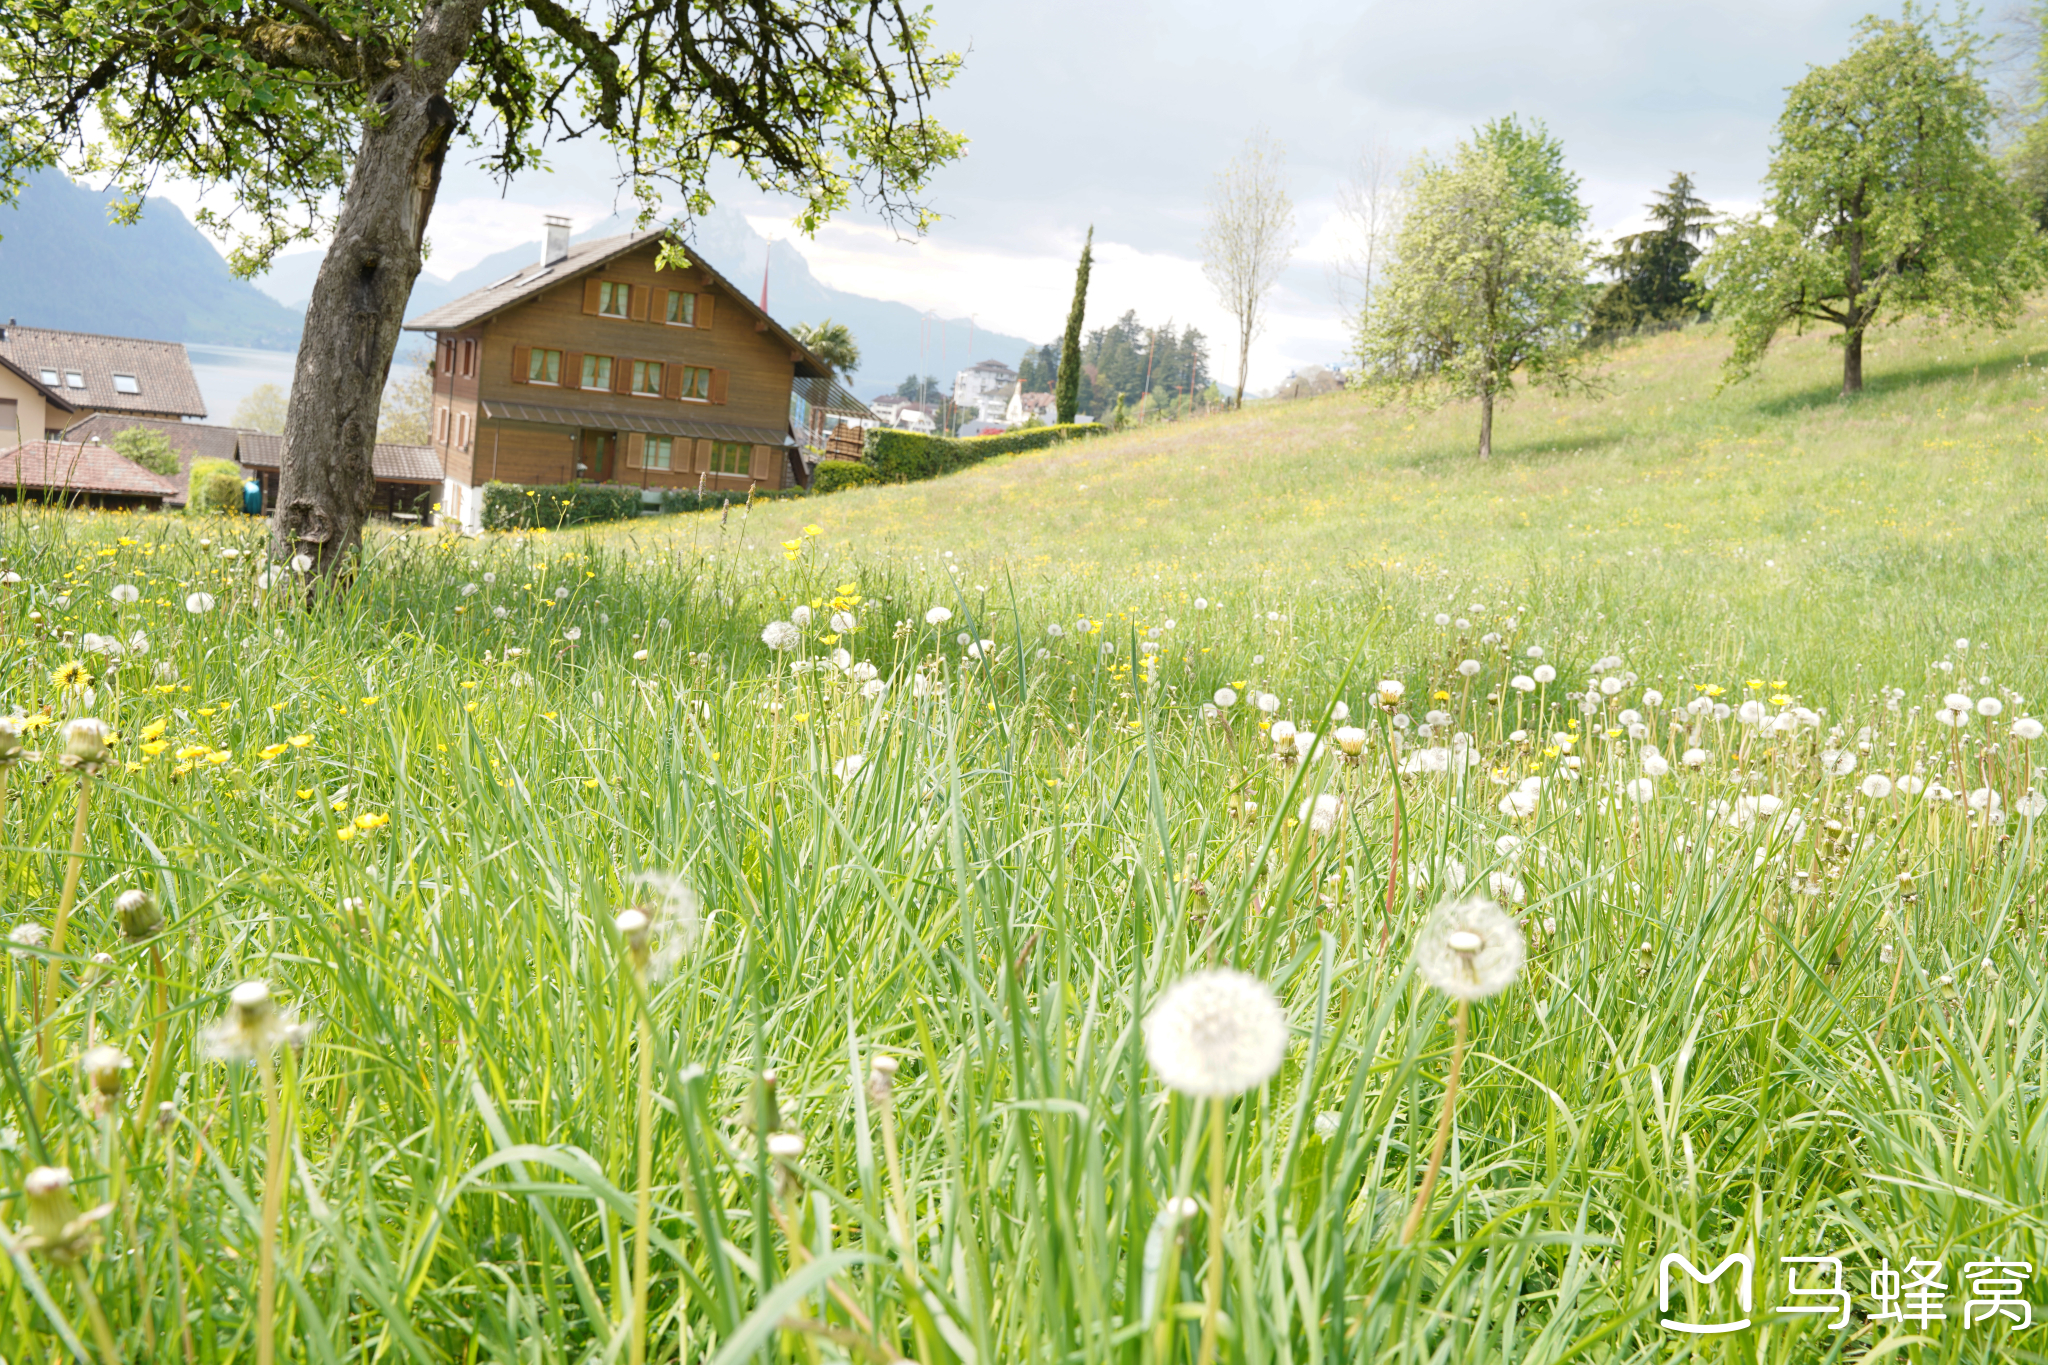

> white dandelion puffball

[
  {"left": 1977, "top": 697, "right": 2003, "bottom": 718},
  {"left": 1896, "top": 775, "right": 1926, "bottom": 796},
  {"left": 1255, "top": 692, "right": 1280, "bottom": 714},
  {"left": 1820, "top": 749, "right": 1856, "bottom": 777},
  {"left": 1532, "top": 665, "right": 1557, "bottom": 685},
  {"left": 184, "top": 592, "right": 216, "bottom": 614},
  {"left": 1299, "top": 793, "right": 1343, "bottom": 837},
  {"left": 1526, "top": 645, "right": 1544, "bottom": 659},
  {"left": 1457, "top": 659, "right": 1482, "bottom": 677},
  {"left": 2013, "top": 718, "right": 2044, "bottom": 741},
  {"left": 2017, "top": 791, "right": 2047, "bottom": 820},
  {"left": 1640, "top": 749, "right": 1670, "bottom": 778},
  {"left": 1213, "top": 687, "right": 1238, "bottom": 709},
  {"left": 1860, "top": 775, "right": 1894, "bottom": 800},
  {"left": 1510, "top": 674, "right": 1536, "bottom": 693},
  {"left": 1334, "top": 725, "right": 1367, "bottom": 755},
  {"left": 761, "top": 620, "right": 801, "bottom": 651},
  {"left": 1737, "top": 700, "right": 1769, "bottom": 726},
  {"left": 1331, "top": 700, "right": 1350, "bottom": 721},
  {"left": 1682, "top": 748, "right": 1708, "bottom": 768},
  {"left": 1487, "top": 871, "right": 1527, "bottom": 905},
  {"left": 1143, "top": 969, "right": 1289, "bottom": 1098},
  {"left": 833, "top": 753, "right": 867, "bottom": 782},
  {"left": 830, "top": 610, "right": 857, "bottom": 633},
  {"left": 1269, "top": 720, "right": 1297, "bottom": 748},
  {"left": 1642, "top": 689, "right": 1664, "bottom": 707},
  {"left": 925, "top": 606, "right": 952, "bottom": 625},
  {"left": 1375, "top": 679, "right": 1405, "bottom": 705},
  {"left": 1413, "top": 897, "right": 1525, "bottom": 1002},
  {"left": 1625, "top": 776, "right": 1657, "bottom": 804},
  {"left": 110, "top": 584, "right": 139, "bottom": 604}
]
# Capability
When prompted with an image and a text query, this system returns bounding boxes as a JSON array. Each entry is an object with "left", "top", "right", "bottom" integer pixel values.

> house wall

[
  {"left": 0, "top": 369, "right": 54, "bottom": 448},
  {"left": 431, "top": 329, "right": 484, "bottom": 487}
]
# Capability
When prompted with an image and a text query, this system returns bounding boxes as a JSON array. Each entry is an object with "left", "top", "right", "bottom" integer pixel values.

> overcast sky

[{"left": 200, "top": 0, "right": 1978, "bottom": 388}]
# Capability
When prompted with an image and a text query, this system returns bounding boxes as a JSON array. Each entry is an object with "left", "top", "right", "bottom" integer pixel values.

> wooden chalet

[{"left": 403, "top": 218, "right": 873, "bottom": 529}]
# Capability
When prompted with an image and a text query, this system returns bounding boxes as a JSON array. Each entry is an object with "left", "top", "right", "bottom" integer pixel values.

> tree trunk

[
  {"left": 1842, "top": 326, "right": 1864, "bottom": 396},
  {"left": 1235, "top": 325, "right": 1251, "bottom": 410},
  {"left": 268, "top": 0, "right": 485, "bottom": 579},
  {"left": 1478, "top": 389, "right": 1494, "bottom": 459}
]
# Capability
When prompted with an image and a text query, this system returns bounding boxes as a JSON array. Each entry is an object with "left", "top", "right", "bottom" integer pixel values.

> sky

[{"left": 160, "top": 0, "right": 1972, "bottom": 391}]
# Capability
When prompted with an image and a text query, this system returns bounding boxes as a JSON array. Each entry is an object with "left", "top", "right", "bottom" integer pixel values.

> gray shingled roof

[
  {"left": 235, "top": 433, "right": 443, "bottom": 483},
  {"left": 401, "top": 230, "right": 833, "bottom": 381},
  {"left": 0, "top": 441, "right": 178, "bottom": 499},
  {"left": 0, "top": 326, "right": 207, "bottom": 419},
  {"left": 58, "top": 415, "right": 251, "bottom": 506}
]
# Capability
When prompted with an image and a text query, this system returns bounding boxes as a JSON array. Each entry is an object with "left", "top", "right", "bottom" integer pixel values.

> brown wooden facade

[{"left": 411, "top": 233, "right": 820, "bottom": 528}]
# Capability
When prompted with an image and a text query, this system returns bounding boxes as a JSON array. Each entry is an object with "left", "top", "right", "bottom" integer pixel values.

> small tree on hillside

[
  {"left": 1592, "top": 173, "right": 1716, "bottom": 333},
  {"left": 232, "top": 383, "right": 289, "bottom": 434},
  {"left": 109, "top": 427, "right": 179, "bottom": 478},
  {"left": 1355, "top": 131, "right": 1595, "bottom": 459},
  {"left": 1201, "top": 132, "right": 1295, "bottom": 408},
  {"left": 1055, "top": 227, "right": 1093, "bottom": 424},
  {"left": 1698, "top": 9, "right": 2046, "bottom": 395}
]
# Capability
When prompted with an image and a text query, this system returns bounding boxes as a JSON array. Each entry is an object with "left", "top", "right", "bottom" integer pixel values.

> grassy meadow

[{"left": 0, "top": 308, "right": 2046, "bottom": 1364}]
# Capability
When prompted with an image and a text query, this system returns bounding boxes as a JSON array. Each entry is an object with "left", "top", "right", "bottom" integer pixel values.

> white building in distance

[{"left": 952, "top": 359, "right": 1017, "bottom": 418}]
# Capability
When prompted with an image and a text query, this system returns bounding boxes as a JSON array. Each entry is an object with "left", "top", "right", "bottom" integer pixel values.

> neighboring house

[
  {"left": 403, "top": 218, "right": 854, "bottom": 529},
  {"left": 0, "top": 322, "right": 207, "bottom": 447},
  {"left": 888, "top": 403, "right": 938, "bottom": 434},
  {"left": 869, "top": 396, "right": 907, "bottom": 425},
  {"left": 1004, "top": 388, "right": 1056, "bottom": 426},
  {"left": 58, "top": 414, "right": 251, "bottom": 507},
  {"left": 0, "top": 440, "right": 177, "bottom": 509},
  {"left": 957, "top": 417, "right": 1009, "bottom": 438},
  {"left": 235, "top": 433, "right": 443, "bottom": 523},
  {"left": 952, "top": 359, "right": 1017, "bottom": 415}
]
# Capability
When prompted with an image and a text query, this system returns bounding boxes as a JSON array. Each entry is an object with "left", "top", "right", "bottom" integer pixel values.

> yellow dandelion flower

[
  {"left": 174, "top": 743, "right": 210, "bottom": 761},
  {"left": 172, "top": 762, "right": 195, "bottom": 776},
  {"left": 140, "top": 718, "right": 168, "bottom": 741},
  {"left": 336, "top": 827, "right": 356, "bottom": 842},
  {"left": 49, "top": 661, "right": 91, "bottom": 689},
  {"left": 140, "top": 741, "right": 168, "bottom": 757},
  {"left": 205, "top": 749, "right": 231, "bottom": 765},
  {"left": 297, "top": 788, "right": 314, "bottom": 800},
  {"left": 287, "top": 734, "right": 312, "bottom": 748},
  {"left": 353, "top": 812, "right": 390, "bottom": 831},
  {"left": 258, "top": 743, "right": 289, "bottom": 761}
]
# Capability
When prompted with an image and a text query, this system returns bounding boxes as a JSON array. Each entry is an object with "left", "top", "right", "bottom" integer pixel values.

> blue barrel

[{"left": 242, "top": 480, "right": 263, "bottom": 515}]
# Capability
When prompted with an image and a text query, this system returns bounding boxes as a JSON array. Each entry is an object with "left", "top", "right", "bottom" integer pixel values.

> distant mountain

[
  {"left": 262, "top": 205, "right": 1035, "bottom": 399},
  {"left": 0, "top": 169, "right": 306, "bottom": 351}
]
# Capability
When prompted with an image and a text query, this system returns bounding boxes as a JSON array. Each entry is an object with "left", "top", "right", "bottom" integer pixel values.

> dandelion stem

[
  {"left": 69, "top": 1261, "right": 121, "bottom": 1365},
  {"left": 1196, "top": 1096, "right": 1228, "bottom": 1365},
  {"left": 140, "top": 943, "right": 170, "bottom": 1125},
  {"left": 630, "top": 1007, "right": 655, "bottom": 1365},
  {"left": 256, "top": 1052, "right": 292, "bottom": 1365},
  {"left": 1401, "top": 997, "right": 1468, "bottom": 1244},
  {"left": 37, "top": 776, "right": 93, "bottom": 1087}
]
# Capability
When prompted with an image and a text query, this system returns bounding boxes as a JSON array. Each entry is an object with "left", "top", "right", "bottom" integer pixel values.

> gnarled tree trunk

[{"left": 269, "top": 0, "right": 485, "bottom": 579}]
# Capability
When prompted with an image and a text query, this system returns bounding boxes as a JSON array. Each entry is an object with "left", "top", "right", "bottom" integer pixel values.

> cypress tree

[{"left": 1055, "top": 226, "right": 1093, "bottom": 424}]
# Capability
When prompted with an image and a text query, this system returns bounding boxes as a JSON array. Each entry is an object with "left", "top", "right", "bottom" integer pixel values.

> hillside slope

[
  {"left": 637, "top": 304, "right": 2048, "bottom": 680},
  {"left": 0, "top": 169, "right": 307, "bottom": 349}
]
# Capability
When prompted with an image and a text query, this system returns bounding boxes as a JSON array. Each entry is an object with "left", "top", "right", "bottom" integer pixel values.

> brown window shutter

[
  {"left": 694, "top": 438, "right": 713, "bottom": 473},
  {"left": 624, "top": 432, "right": 644, "bottom": 470},
  {"left": 611, "top": 358, "right": 630, "bottom": 395},
  {"left": 562, "top": 351, "right": 583, "bottom": 390},
  {"left": 749, "top": 444, "right": 777, "bottom": 484},
  {"left": 583, "top": 279, "right": 602, "bottom": 314},
  {"left": 708, "top": 368, "right": 729, "bottom": 404},
  {"left": 511, "top": 345, "right": 532, "bottom": 384},
  {"left": 696, "top": 294, "right": 715, "bottom": 329},
  {"left": 629, "top": 285, "right": 649, "bottom": 322},
  {"left": 661, "top": 364, "right": 682, "bottom": 400}
]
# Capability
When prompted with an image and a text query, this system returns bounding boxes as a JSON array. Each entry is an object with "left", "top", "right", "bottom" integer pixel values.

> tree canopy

[
  {"left": 792, "top": 319, "right": 861, "bottom": 383},
  {"left": 1353, "top": 123, "right": 1595, "bottom": 458},
  {"left": 1591, "top": 173, "right": 1716, "bottom": 334},
  {"left": 1696, "top": 9, "right": 2045, "bottom": 394}
]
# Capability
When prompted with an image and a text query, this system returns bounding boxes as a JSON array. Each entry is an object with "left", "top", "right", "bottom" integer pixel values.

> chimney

[{"left": 542, "top": 216, "right": 572, "bottom": 268}]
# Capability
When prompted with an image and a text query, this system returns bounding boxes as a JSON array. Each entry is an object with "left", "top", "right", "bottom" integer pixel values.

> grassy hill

[{"left": 645, "top": 303, "right": 2048, "bottom": 692}]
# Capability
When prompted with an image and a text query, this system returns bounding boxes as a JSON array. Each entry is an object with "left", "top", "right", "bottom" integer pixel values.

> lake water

[{"left": 184, "top": 343, "right": 296, "bottom": 426}]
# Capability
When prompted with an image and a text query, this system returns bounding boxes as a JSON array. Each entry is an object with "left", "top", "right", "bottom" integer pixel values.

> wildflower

[
  {"left": 831, "top": 610, "right": 857, "bottom": 633},
  {"left": 1457, "top": 659, "right": 1481, "bottom": 677},
  {"left": 2013, "top": 718, "right": 2044, "bottom": 741},
  {"left": 620, "top": 873, "right": 705, "bottom": 976},
  {"left": 833, "top": 754, "right": 867, "bottom": 782},
  {"left": 1498, "top": 777, "right": 1542, "bottom": 819},
  {"left": 1313, "top": 1111, "right": 1341, "bottom": 1140},
  {"left": 1510, "top": 674, "right": 1535, "bottom": 693},
  {"left": 1682, "top": 748, "right": 1708, "bottom": 767},
  {"left": 0, "top": 719, "right": 23, "bottom": 767},
  {"left": 1374, "top": 679, "right": 1405, "bottom": 708},
  {"left": 2017, "top": 791, "right": 2047, "bottom": 820},
  {"left": 58, "top": 717, "right": 111, "bottom": 776},
  {"left": 80, "top": 1045, "right": 131, "bottom": 1102},
  {"left": 290, "top": 554, "right": 314, "bottom": 573},
  {"left": 1486, "top": 870, "right": 1526, "bottom": 904},
  {"left": 185, "top": 592, "right": 216, "bottom": 614},
  {"left": 1213, "top": 687, "right": 1238, "bottom": 709},
  {"left": 925, "top": 606, "right": 952, "bottom": 625},
  {"left": 1334, "top": 725, "right": 1367, "bottom": 756},
  {"left": 1255, "top": 692, "right": 1280, "bottom": 714},
  {"left": 200, "top": 981, "right": 312, "bottom": 1062},
  {"left": 50, "top": 659, "right": 92, "bottom": 689},
  {"left": 1896, "top": 775, "right": 1926, "bottom": 796},
  {"left": 1820, "top": 749, "right": 1856, "bottom": 777},
  {"left": 1625, "top": 776, "right": 1657, "bottom": 803},
  {"left": 1532, "top": 665, "right": 1556, "bottom": 684},
  {"left": 1858, "top": 774, "right": 1893, "bottom": 800},
  {"left": 9, "top": 923, "right": 49, "bottom": 955},
  {"left": 115, "top": 888, "right": 163, "bottom": 940},
  {"left": 1413, "top": 897, "right": 1525, "bottom": 1002},
  {"left": 1299, "top": 793, "right": 1343, "bottom": 837},
  {"left": 1640, "top": 749, "right": 1670, "bottom": 778},
  {"left": 17, "top": 1167, "right": 112, "bottom": 1264},
  {"left": 761, "top": 621, "right": 801, "bottom": 651},
  {"left": 1142, "top": 968, "right": 1288, "bottom": 1098},
  {"left": 1934, "top": 694, "right": 1972, "bottom": 727}
]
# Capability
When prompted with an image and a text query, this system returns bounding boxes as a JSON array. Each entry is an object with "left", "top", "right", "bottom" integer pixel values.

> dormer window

[
  {"left": 38, "top": 368, "right": 57, "bottom": 386},
  {"left": 64, "top": 371, "right": 85, "bottom": 389},
  {"left": 113, "top": 374, "right": 140, "bottom": 394}
]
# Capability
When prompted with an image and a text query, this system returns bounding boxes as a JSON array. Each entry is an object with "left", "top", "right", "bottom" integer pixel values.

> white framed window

[
  {"left": 645, "top": 435, "right": 673, "bottom": 470},
  {"left": 456, "top": 411, "right": 470, "bottom": 449},
  {"left": 598, "top": 281, "right": 631, "bottom": 317},
  {"left": 64, "top": 371, "right": 84, "bottom": 389},
  {"left": 37, "top": 368, "right": 57, "bottom": 386},
  {"left": 678, "top": 366, "right": 712, "bottom": 401},
  {"left": 112, "top": 374, "right": 140, "bottom": 394},
  {"left": 437, "top": 406, "right": 449, "bottom": 441},
  {"left": 631, "top": 360, "right": 663, "bottom": 395}
]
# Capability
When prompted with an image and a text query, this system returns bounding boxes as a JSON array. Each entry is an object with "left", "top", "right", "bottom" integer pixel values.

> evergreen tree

[
  {"left": 1055, "top": 227, "right": 1093, "bottom": 424},
  {"left": 1591, "top": 173, "right": 1716, "bottom": 333}
]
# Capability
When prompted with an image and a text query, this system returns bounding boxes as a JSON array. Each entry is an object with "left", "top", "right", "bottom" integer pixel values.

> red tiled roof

[
  {"left": 0, "top": 441, "right": 177, "bottom": 498},
  {"left": 0, "top": 326, "right": 207, "bottom": 419},
  {"left": 57, "top": 415, "right": 254, "bottom": 505}
]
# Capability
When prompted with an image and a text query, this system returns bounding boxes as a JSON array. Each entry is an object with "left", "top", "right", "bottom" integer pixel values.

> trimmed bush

[
  {"left": 862, "top": 423, "right": 1107, "bottom": 485},
  {"left": 812, "top": 461, "right": 884, "bottom": 495},
  {"left": 658, "top": 486, "right": 807, "bottom": 514},
  {"left": 482, "top": 482, "right": 643, "bottom": 530},
  {"left": 187, "top": 458, "right": 246, "bottom": 513},
  {"left": 110, "top": 427, "right": 180, "bottom": 478}
]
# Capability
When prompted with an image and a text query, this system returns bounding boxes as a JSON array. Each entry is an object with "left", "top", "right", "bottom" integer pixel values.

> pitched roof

[
  {"left": 0, "top": 441, "right": 177, "bottom": 498},
  {"left": 0, "top": 352, "right": 77, "bottom": 414},
  {"left": 401, "top": 229, "right": 833, "bottom": 380},
  {"left": 57, "top": 415, "right": 252, "bottom": 505},
  {"left": 233, "top": 433, "right": 443, "bottom": 483},
  {"left": 0, "top": 326, "right": 207, "bottom": 418}
]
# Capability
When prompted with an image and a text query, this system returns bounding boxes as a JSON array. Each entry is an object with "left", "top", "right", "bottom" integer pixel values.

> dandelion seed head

[
  {"left": 1142, "top": 969, "right": 1288, "bottom": 1098},
  {"left": 1413, "top": 897, "right": 1525, "bottom": 1001},
  {"left": 761, "top": 620, "right": 801, "bottom": 651}
]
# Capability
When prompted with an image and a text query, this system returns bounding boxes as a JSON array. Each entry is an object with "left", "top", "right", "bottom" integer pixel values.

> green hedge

[
  {"left": 659, "top": 487, "right": 806, "bottom": 514},
  {"left": 812, "top": 462, "right": 884, "bottom": 495},
  {"left": 482, "top": 482, "right": 643, "bottom": 530},
  {"left": 861, "top": 422, "right": 1107, "bottom": 485}
]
